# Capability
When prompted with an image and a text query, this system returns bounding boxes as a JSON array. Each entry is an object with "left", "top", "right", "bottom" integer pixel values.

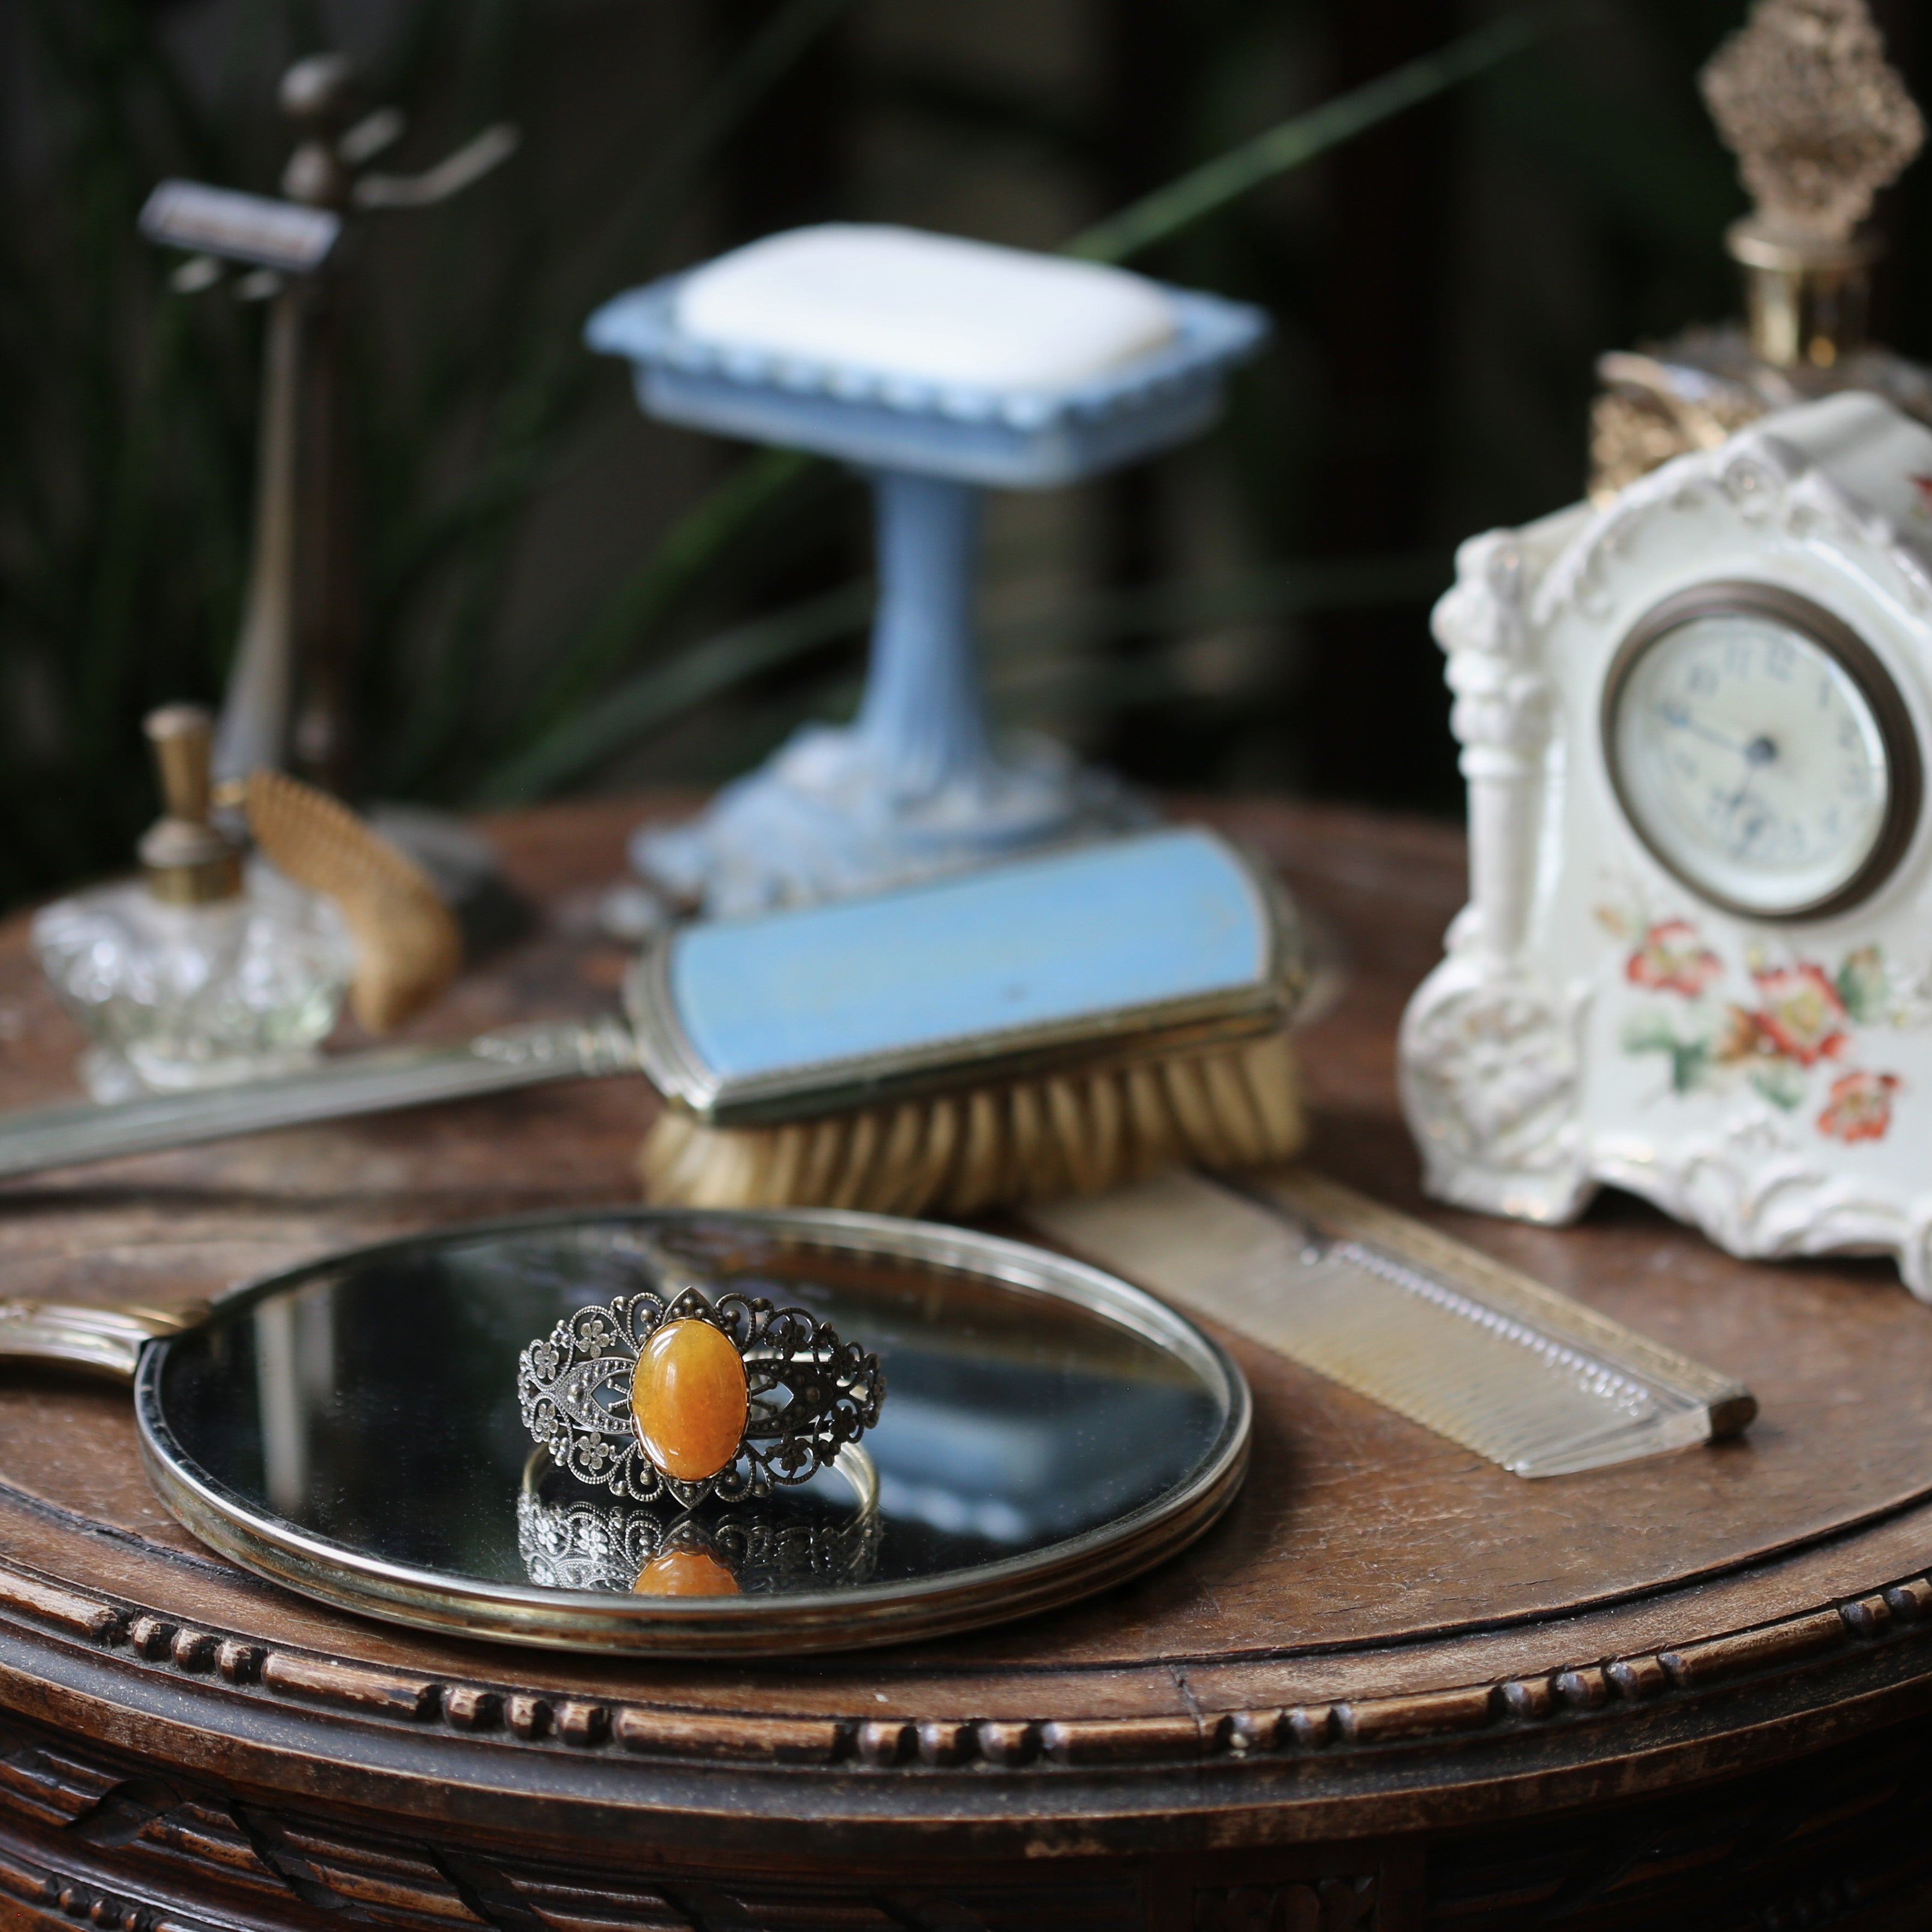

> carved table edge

[
  {"left": 0, "top": 1840, "right": 170, "bottom": 1932},
  {"left": 0, "top": 1552, "right": 1928, "bottom": 1777}
]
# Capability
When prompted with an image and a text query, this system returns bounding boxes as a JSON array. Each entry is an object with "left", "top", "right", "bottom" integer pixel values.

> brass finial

[
  {"left": 140, "top": 705, "right": 243, "bottom": 905},
  {"left": 1701, "top": 0, "right": 1924, "bottom": 367}
]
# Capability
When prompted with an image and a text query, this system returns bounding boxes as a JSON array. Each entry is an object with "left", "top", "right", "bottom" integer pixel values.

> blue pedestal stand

[{"left": 588, "top": 269, "right": 1267, "bottom": 914}]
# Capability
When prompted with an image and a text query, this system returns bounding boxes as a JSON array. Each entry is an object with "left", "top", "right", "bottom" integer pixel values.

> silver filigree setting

[
  {"left": 517, "top": 1285, "right": 885, "bottom": 1507},
  {"left": 517, "top": 1481, "right": 881, "bottom": 1595}
]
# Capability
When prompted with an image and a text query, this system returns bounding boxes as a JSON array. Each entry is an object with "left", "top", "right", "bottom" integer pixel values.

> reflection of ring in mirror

[
  {"left": 517, "top": 1447, "right": 881, "bottom": 1596},
  {"left": 517, "top": 1282, "right": 884, "bottom": 1508}
]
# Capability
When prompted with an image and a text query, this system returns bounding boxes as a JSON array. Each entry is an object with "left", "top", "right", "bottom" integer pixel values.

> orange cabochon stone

[
  {"left": 630, "top": 1318, "right": 749, "bottom": 1482},
  {"left": 632, "top": 1547, "right": 741, "bottom": 1598}
]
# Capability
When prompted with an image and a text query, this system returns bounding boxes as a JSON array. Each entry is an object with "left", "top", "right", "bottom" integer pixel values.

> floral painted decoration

[
  {"left": 1626, "top": 919, "right": 1722, "bottom": 997},
  {"left": 1819, "top": 1068, "right": 1900, "bottom": 1143},
  {"left": 1750, "top": 963, "right": 1849, "bottom": 1068},
  {"left": 1601, "top": 907, "right": 1905, "bottom": 1143}
]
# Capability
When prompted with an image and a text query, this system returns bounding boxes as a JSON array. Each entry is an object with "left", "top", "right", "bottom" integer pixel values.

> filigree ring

[{"left": 517, "top": 1284, "right": 886, "bottom": 1508}]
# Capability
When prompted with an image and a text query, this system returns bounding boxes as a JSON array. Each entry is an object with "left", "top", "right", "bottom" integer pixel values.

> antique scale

[{"left": 1402, "top": 0, "right": 1932, "bottom": 1292}]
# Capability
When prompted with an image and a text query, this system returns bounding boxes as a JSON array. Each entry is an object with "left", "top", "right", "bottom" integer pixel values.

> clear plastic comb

[{"left": 1029, "top": 1168, "right": 1755, "bottom": 1478}]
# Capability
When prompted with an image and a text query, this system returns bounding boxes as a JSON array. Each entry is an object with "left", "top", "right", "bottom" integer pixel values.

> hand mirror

[{"left": 2, "top": 1209, "right": 1249, "bottom": 1655}]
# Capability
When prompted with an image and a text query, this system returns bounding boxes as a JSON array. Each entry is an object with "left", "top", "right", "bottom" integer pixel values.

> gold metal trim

[{"left": 0, "top": 1301, "right": 208, "bottom": 1384}]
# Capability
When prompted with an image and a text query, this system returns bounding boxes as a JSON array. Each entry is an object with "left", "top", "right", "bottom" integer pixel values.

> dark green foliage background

[{"left": 2, "top": 0, "right": 1925, "bottom": 911}]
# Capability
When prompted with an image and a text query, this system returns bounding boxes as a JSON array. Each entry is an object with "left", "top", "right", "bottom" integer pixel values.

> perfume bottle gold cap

[{"left": 140, "top": 705, "right": 243, "bottom": 905}]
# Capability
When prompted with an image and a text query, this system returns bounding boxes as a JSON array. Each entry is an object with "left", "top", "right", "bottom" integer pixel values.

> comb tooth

[
  {"left": 1338, "top": 1277, "right": 1647, "bottom": 1422},
  {"left": 1252, "top": 1265, "right": 1605, "bottom": 1463}
]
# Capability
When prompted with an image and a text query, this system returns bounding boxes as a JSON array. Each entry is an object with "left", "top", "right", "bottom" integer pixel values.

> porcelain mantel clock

[{"left": 1401, "top": 393, "right": 1932, "bottom": 1295}]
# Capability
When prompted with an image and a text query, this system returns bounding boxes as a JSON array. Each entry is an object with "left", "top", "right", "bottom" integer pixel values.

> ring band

[
  {"left": 517, "top": 1281, "right": 885, "bottom": 1508},
  {"left": 517, "top": 1445, "right": 880, "bottom": 1597}
]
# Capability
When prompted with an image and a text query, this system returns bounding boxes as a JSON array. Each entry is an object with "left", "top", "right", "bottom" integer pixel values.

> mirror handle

[{"left": 0, "top": 1301, "right": 207, "bottom": 1383}]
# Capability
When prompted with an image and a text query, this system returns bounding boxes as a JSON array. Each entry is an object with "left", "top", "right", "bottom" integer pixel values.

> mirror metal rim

[{"left": 133, "top": 1205, "right": 1252, "bottom": 1657}]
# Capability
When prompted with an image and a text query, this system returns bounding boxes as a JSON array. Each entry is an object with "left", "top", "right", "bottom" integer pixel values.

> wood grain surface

[{"left": 1, "top": 797, "right": 1930, "bottom": 1930}]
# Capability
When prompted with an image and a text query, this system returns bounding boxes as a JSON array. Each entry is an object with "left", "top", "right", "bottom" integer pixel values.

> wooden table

[{"left": 2, "top": 798, "right": 1931, "bottom": 1932}]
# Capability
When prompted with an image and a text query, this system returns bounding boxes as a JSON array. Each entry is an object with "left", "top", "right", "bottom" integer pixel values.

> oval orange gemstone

[
  {"left": 630, "top": 1318, "right": 748, "bottom": 1482},
  {"left": 632, "top": 1547, "right": 741, "bottom": 1598}
]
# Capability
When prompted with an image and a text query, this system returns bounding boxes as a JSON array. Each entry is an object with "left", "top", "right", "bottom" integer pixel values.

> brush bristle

[
  {"left": 244, "top": 770, "right": 462, "bottom": 1033},
  {"left": 638, "top": 1029, "right": 1304, "bottom": 1216}
]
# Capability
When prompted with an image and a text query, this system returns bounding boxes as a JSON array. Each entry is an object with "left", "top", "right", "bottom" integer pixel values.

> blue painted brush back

[{"left": 669, "top": 828, "right": 1269, "bottom": 1081}]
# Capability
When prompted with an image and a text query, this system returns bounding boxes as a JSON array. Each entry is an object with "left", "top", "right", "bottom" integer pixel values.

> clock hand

[
  {"left": 1655, "top": 703, "right": 1748, "bottom": 755},
  {"left": 1722, "top": 737, "right": 1780, "bottom": 834},
  {"left": 1716, "top": 759, "right": 1781, "bottom": 853}
]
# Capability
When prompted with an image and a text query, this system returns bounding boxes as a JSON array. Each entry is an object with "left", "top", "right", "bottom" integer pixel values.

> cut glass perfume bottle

[{"left": 33, "top": 705, "right": 354, "bottom": 1100}]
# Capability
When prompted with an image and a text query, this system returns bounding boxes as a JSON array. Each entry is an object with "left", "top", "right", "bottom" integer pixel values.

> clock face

[{"left": 1602, "top": 584, "right": 1921, "bottom": 920}]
